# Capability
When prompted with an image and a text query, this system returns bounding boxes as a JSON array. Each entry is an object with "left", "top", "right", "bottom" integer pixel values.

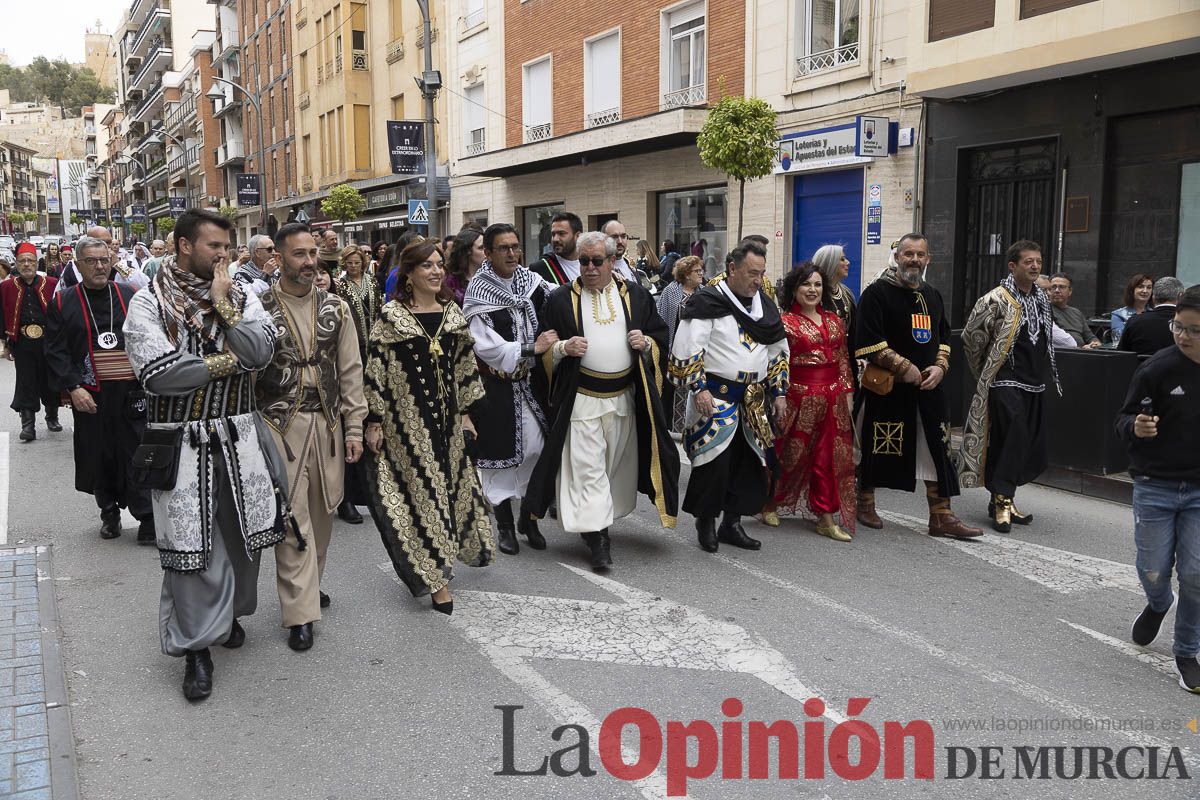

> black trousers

[
  {"left": 72, "top": 381, "right": 152, "bottom": 521},
  {"left": 10, "top": 338, "right": 59, "bottom": 415},
  {"left": 683, "top": 428, "right": 770, "bottom": 519},
  {"left": 984, "top": 387, "right": 1048, "bottom": 497}
]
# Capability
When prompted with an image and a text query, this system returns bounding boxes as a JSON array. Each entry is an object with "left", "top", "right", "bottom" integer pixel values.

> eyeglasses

[
  {"left": 255, "top": 246, "right": 275, "bottom": 252},
  {"left": 491, "top": 244, "right": 521, "bottom": 254},
  {"left": 78, "top": 257, "right": 107, "bottom": 267},
  {"left": 1169, "top": 320, "right": 1200, "bottom": 339},
  {"left": 579, "top": 256, "right": 608, "bottom": 267},
  {"left": 1048, "top": 285, "right": 1070, "bottom": 292}
]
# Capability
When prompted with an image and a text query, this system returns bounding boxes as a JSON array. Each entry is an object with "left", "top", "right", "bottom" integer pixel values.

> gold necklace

[{"left": 590, "top": 283, "right": 617, "bottom": 325}]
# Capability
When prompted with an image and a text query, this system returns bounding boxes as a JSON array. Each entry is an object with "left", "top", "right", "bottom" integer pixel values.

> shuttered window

[
  {"left": 928, "top": 0, "right": 994, "bottom": 42},
  {"left": 585, "top": 31, "right": 620, "bottom": 117},
  {"left": 1020, "top": 0, "right": 1096, "bottom": 19}
]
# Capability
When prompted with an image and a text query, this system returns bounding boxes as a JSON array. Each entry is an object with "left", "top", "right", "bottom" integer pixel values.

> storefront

[
  {"left": 921, "top": 54, "right": 1200, "bottom": 325},
  {"left": 657, "top": 186, "right": 728, "bottom": 278}
]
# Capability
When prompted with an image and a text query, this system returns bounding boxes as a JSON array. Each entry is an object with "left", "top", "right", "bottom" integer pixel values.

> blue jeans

[{"left": 1133, "top": 477, "right": 1200, "bottom": 657}]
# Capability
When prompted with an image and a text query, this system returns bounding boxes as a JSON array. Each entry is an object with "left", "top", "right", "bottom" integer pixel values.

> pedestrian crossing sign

[{"left": 408, "top": 199, "right": 430, "bottom": 226}]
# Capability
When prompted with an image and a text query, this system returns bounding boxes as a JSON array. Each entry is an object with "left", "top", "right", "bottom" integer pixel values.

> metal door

[{"left": 958, "top": 139, "right": 1057, "bottom": 322}]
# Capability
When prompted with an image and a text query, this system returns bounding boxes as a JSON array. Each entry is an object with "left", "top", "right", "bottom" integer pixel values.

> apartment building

[
  {"left": 909, "top": 0, "right": 1200, "bottom": 323},
  {"left": 0, "top": 141, "right": 38, "bottom": 235},
  {"left": 290, "top": 0, "right": 451, "bottom": 241},
  {"left": 449, "top": 0, "right": 746, "bottom": 264}
]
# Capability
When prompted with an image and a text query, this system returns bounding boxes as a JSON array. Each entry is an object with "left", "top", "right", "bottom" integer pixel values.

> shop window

[
  {"left": 796, "top": 0, "right": 859, "bottom": 77},
  {"left": 522, "top": 203, "right": 565, "bottom": 258},
  {"left": 664, "top": 3, "right": 705, "bottom": 108},
  {"left": 657, "top": 186, "right": 727, "bottom": 278},
  {"left": 464, "top": 210, "right": 488, "bottom": 228}
]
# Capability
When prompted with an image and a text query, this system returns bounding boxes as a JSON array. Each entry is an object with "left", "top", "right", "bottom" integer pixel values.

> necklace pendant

[{"left": 97, "top": 331, "right": 119, "bottom": 350}]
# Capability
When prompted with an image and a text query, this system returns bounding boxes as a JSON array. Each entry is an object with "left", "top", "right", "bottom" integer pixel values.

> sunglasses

[{"left": 579, "top": 256, "right": 608, "bottom": 267}]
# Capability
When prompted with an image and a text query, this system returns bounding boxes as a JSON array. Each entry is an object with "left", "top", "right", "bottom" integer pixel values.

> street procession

[{"left": 0, "top": 0, "right": 1198, "bottom": 797}]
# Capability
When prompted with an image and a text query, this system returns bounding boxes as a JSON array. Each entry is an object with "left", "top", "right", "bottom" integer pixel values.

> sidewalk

[{"left": 0, "top": 547, "right": 77, "bottom": 800}]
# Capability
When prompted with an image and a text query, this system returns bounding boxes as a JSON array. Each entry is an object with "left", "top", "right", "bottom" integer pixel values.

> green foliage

[
  {"left": 155, "top": 216, "right": 176, "bottom": 235},
  {"left": 0, "top": 58, "right": 114, "bottom": 115},
  {"left": 69, "top": 213, "right": 83, "bottom": 226},
  {"left": 218, "top": 205, "right": 238, "bottom": 221},
  {"left": 321, "top": 183, "right": 366, "bottom": 224},
  {"left": 697, "top": 95, "right": 778, "bottom": 239},
  {"left": 130, "top": 222, "right": 147, "bottom": 238}
]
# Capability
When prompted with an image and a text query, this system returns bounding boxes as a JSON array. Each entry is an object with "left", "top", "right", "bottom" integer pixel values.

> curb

[{"left": 36, "top": 546, "right": 80, "bottom": 800}]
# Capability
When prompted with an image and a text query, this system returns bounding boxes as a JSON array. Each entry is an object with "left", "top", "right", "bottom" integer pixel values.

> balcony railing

[
  {"left": 131, "top": 2, "right": 170, "bottom": 57},
  {"left": 585, "top": 107, "right": 621, "bottom": 128},
  {"left": 317, "top": 64, "right": 324, "bottom": 83},
  {"left": 131, "top": 39, "right": 171, "bottom": 89},
  {"left": 795, "top": 41, "right": 860, "bottom": 77},
  {"left": 217, "top": 140, "right": 246, "bottom": 165},
  {"left": 465, "top": 130, "right": 485, "bottom": 156},
  {"left": 663, "top": 84, "right": 706, "bottom": 108},
  {"left": 415, "top": 27, "right": 439, "bottom": 48},
  {"left": 386, "top": 40, "right": 405, "bottom": 64},
  {"left": 147, "top": 197, "right": 171, "bottom": 217},
  {"left": 335, "top": 53, "right": 343, "bottom": 73},
  {"left": 164, "top": 94, "right": 196, "bottom": 131},
  {"left": 300, "top": 175, "right": 313, "bottom": 192},
  {"left": 461, "top": 8, "right": 485, "bottom": 30},
  {"left": 351, "top": 49, "right": 367, "bottom": 71},
  {"left": 523, "top": 123, "right": 552, "bottom": 144},
  {"left": 218, "top": 27, "right": 240, "bottom": 60},
  {"left": 296, "top": 10, "right": 307, "bottom": 28},
  {"left": 298, "top": 91, "right": 310, "bottom": 110}
]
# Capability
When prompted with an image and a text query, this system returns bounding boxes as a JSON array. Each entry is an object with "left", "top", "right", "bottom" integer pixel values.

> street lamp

[
  {"left": 414, "top": 0, "right": 440, "bottom": 240},
  {"left": 149, "top": 128, "right": 193, "bottom": 210},
  {"left": 206, "top": 77, "right": 268, "bottom": 233}
]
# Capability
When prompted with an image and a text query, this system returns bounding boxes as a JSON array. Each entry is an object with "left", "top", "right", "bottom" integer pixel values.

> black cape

[
  {"left": 680, "top": 284, "right": 786, "bottom": 344},
  {"left": 525, "top": 277, "right": 680, "bottom": 527}
]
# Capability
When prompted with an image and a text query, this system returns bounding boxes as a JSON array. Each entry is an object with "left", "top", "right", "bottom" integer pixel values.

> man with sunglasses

[
  {"left": 233, "top": 234, "right": 279, "bottom": 295},
  {"left": 1117, "top": 285, "right": 1200, "bottom": 693}
]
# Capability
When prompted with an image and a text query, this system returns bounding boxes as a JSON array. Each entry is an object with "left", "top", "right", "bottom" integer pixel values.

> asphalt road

[{"left": 0, "top": 359, "right": 1195, "bottom": 800}]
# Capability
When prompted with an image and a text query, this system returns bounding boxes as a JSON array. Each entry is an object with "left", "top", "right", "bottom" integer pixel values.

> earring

[{"left": 404, "top": 278, "right": 414, "bottom": 294}]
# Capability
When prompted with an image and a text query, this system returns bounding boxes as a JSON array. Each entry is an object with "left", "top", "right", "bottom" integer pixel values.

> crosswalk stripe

[{"left": 1059, "top": 619, "right": 1178, "bottom": 679}]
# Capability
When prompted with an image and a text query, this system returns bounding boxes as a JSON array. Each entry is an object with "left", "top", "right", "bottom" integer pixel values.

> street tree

[
  {"left": 155, "top": 216, "right": 176, "bottom": 236},
  {"left": 697, "top": 94, "right": 778, "bottom": 241},
  {"left": 321, "top": 184, "right": 366, "bottom": 232}
]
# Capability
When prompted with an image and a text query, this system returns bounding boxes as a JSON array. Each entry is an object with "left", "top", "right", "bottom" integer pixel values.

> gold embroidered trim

[
  {"left": 204, "top": 352, "right": 238, "bottom": 379},
  {"left": 855, "top": 340, "right": 890, "bottom": 358},
  {"left": 213, "top": 297, "right": 242, "bottom": 327},
  {"left": 872, "top": 422, "right": 903, "bottom": 456}
]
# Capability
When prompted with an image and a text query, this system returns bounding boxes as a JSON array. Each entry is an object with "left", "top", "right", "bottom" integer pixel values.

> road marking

[
  {"left": 877, "top": 509, "right": 1140, "bottom": 595},
  {"left": 379, "top": 560, "right": 844, "bottom": 800},
  {"left": 0, "top": 432, "right": 9, "bottom": 545},
  {"left": 622, "top": 515, "right": 1183, "bottom": 753},
  {"left": 1059, "top": 619, "right": 1179, "bottom": 680}
]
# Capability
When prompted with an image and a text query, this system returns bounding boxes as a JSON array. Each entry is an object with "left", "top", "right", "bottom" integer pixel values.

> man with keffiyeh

[
  {"left": 462, "top": 223, "right": 558, "bottom": 556},
  {"left": 958, "top": 240, "right": 1061, "bottom": 533},
  {"left": 124, "top": 209, "right": 290, "bottom": 701}
]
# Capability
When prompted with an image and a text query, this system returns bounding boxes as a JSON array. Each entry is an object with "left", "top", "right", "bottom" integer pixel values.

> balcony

[
  {"left": 663, "top": 84, "right": 706, "bottom": 109},
  {"left": 211, "top": 86, "right": 242, "bottom": 118},
  {"left": 300, "top": 175, "right": 313, "bottom": 192},
  {"left": 415, "top": 27, "right": 439, "bottom": 49},
  {"left": 460, "top": 8, "right": 485, "bottom": 31},
  {"left": 335, "top": 53, "right": 343, "bottom": 74},
  {"left": 351, "top": 50, "right": 367, "bottom": 71},
  {"left": 130, "top": 85, "right": 165, "bottom": 124},
  {"left": 167, "top": 145, "right": 199, "bottom": 174},
  {"left": 585, "top": 107, "right": 621, "bottom": 128},
  {"left": 163, "top": 94, "right": 196, "bottom": 132},
  {"left": 131, "top": 2, "right": 170, "bottom": 58},
  {"left": 386, "top": 40, "right": 405, "bottom": 64},
  {"left": 296, "top": 10, "right": 307, "bottom": 28},
  {"left": 523, "top": 123, "right": 552, "bottom": 144},
  {"left": 131, "top": 39, "right": 172, "bottom": 91},
  {"left": 216, "top": 139, "right": 245, "bottom": 166},
  {"left": 217, "top": 27, "right": 239, "bottom": 61},
  {"left": 147, "top": 196, "right": 171, "bottom": 217},
  {"left": 795, "top": 42, "right": 860, "bottom": 78},
  {"left": 298, "top": 91, "right": 310, "bottom": 110},
  {"left": 146, "top": 159, "right": 169, "bottom": 185},
  {"left": 465, "top": 129, "right": 485, "bottom": 156}
]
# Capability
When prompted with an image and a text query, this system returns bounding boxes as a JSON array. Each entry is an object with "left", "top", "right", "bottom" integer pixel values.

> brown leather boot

[
  {"left": 928, "top": 511, "right": 984, "bottom": 539},
  {"left": 856, "top": 491, "right": 883, "bottom": 529}
]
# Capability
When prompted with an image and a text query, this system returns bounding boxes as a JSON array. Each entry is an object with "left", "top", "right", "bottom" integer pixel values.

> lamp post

[
  {"left": 414, "top": 0, "right": 440, "bottom": 239},
  {"left": 206, "top": 77, "right": 268, "bottom": 233},
  {"left": 147, "top": 128, "right": 193, "bottom": 207}
]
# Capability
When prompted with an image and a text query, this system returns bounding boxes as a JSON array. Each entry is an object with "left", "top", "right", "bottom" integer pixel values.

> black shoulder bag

[{"left": 132, "top": 427, "right": 185, "bottom": 491}]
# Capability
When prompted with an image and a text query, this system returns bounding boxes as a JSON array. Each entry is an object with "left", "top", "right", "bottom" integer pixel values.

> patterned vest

[{"left": 256, "top": 288, "right": 346, "bottom": 434}]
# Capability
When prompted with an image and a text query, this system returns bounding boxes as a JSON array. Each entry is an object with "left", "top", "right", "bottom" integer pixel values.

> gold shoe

[
  {"left": 991, "top": 495, "right": 1013, "bottom": 533},
  {"left": 761, "top": 511, "right": 781, "bottom": 528},
  {"left": 816, "top": 523, "right": 852, "bottom": 542}
]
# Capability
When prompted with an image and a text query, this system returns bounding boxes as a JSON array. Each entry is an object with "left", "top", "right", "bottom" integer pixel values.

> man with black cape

[
  {"left": 525, "top": 231, "right": 679, "bottom": 570},
  {"left": 670, "top": 240, "right": 789, "bottom": 553}
]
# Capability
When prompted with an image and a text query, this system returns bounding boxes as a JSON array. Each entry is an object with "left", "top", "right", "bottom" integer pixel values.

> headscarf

[
  {"left": 151, "top": 255, "right": 247, "bottom": 345},
  {"left": 1002, "top": 274, "right": 1061, "bottom": 394},
  {"left": 461, "top": 260, "right": 546, "bottom": 349}
]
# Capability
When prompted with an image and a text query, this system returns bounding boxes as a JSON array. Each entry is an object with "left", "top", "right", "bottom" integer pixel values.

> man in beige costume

[{"left": 257, "top": 222, "right": 367, "bottom": 651}]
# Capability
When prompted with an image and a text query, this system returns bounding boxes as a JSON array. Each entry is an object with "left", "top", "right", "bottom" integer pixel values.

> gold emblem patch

[{"left": 872, "top": 422, "right": 903, "bottom": 456}]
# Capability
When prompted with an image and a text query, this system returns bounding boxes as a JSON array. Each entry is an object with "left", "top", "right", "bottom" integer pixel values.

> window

[
  {"left": 302, "top": 134, "right": 311, "bottom": 176},
  {"left": 463, "top": 84, "right": 485, "bottom": 154},
  {"left": 269, "top": 89, "right": 276, "bottom": 136},
  {"left": 523, "top": 203, "right": 565, "bottom": 257},
  {"left": 667, "top": 3, "right": 705, "bottom": 97},
  {"left": 1178, "top": 162, "right": 1200, "bottom": 286},
  {"left": 522, "top": 57, "right": 552, "bottom": 142},
  {"left": 392, "top": 93, "right": 405, "bottom": 120},
  {"left": 353, "top": 104, "right": 371, "bottom": 171},
  {"left": 336, "top": 106, "right": 346, "bottom": 172},
  {"left": 799, "top": 0, "right": 859, "bottom": 73},
  {"left": 463, "top": 0, "right": 485, "bottom": 29},
  {"left": 281, "top": 79, "right": 288, "bottom": 122},
  {"left": 299, "top": 52, "right": 309, "bottom": 90},
  {"left": 657, "top": 186, "right": 727, "bottom": 278},
  {"left": 390, "top": 0, "right": 404, "bottom": 40},
  {"left": 585, "top": 31, "right": 620, "bottom": 127},
  {"left": 352, "top": 30, "right": 366, "bottom": 49},
  {"left": 464, "top": 210, "right": 488, "bottom": 228},
  {"left": 928, "top": 0, "right": 993, "bottom": 42}
]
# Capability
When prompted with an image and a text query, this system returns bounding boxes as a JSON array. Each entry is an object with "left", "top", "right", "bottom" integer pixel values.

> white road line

[
  {"left": 0, "top": 432, "right": 9, "bottom": 545},
  {"left": 623, "top": 515, "right": 1184, "bottom": 754},
  {"left": 877, "top": 508, "right": 1141, "bottom": 595},
  {"left": 1059, "top": 619, "right": 1179, "bottom": 680}
]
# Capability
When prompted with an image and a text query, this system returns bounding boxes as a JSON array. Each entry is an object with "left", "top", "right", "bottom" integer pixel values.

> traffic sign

[{"left": 408, "top": 198, "right": 429, "bottom": 226}]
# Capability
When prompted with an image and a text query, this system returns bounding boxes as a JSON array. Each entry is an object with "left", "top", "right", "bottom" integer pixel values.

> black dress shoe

[
  {"left": 497, "top": 523, "right": 519, "bottom": 555},
  {"left": 222, "top": 619, "right": 245, "bottom": 649},
  {"left": 99, "top": 508, "right": 122, "bottom": 540},
  {"left": 182, "top": 648, "right": 213, "bottom": 701},
  {"left": 581, "top": 530, "right": 613, "bottom": 571},
  {"left": 431, "top": 595, "right": 454, "bottom": 615},
  {"left": 18, "top": 411, "right": 35, "bottom": 442},
  {"left": 320, "top": 591, "right": 331, "bottom": 608},
  {"left": 287, "top": 622, "right": 314, "bottom": 651},
  {"left": 518, "top": 514, "right": 547, "bottom": 550},
  {"left": 336, "top": 501, "right": 363, "bottom": 524},
  {"left": 136, "top": 518, "right": 156, "bottom": 546},
  {"left": 696, "top": 517, "right": 719, "bottom": 553},
  {"left": 718, "top": 519, "right": 762, "bottom": 550},
  {"left": 45, "top": 415, "right": 62, "bottom": 432}
]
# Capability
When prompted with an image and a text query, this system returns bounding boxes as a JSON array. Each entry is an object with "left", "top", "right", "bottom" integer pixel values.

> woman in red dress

[{"left": 768, "top": 262, "right": 856, "bottom": 541}]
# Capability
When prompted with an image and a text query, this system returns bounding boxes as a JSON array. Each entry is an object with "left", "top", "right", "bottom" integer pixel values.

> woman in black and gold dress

[{"left": 363, "top": 239, "right": 492, "bottom": 615}]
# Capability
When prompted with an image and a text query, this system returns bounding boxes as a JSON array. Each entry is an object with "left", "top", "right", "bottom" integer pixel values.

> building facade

[
  {"left": 0, "top": 142, "right": 38, "bottom": 236},
  {"left": 909, "top": 0, "right": 1200, "bottom": 324}
]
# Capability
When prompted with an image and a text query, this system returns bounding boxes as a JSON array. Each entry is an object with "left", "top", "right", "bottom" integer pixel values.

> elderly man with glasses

[
  {"left": 233, "top": 234, "right": 279, "bottom": 295},
  {"left": 1047, "top": 273, "right": 1101, "bottom": 348}
]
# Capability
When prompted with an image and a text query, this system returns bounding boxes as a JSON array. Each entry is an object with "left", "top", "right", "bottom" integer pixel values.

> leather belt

[
  {"left": 479, "top": 360, "right": 530, "bottom": 382},
  {"left": 20, "top": 324, "right": 43, "bottom": 339},
  {"left": 298, "top": 387, "right": 325, "bottom": 412}
]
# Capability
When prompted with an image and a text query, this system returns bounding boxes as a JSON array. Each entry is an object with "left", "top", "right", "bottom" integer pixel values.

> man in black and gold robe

[
  {"left": 526, "top": 231, "right": 679, "bottom": 570},
  {"left": 854, "top": 233, "right": 981, "bottom": 539}
]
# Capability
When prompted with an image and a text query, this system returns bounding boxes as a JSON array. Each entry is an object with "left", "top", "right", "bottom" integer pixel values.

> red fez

[{"left": 15, "top": 242, "right": 37, "bottom": 258}]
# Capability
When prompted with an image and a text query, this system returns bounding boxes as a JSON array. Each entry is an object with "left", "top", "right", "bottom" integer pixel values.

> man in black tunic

[
  {"left": 1, "top": 242, "right": 62, "bottom": 441},
  {"left": 854, "top": 233, "right": 981, "bottom": 539},
  {"left": 44, "top": 235, "right": 154, "bottom": 543},
  {"left": 462, "top": 223, "right": 558, "bottom": 555}
]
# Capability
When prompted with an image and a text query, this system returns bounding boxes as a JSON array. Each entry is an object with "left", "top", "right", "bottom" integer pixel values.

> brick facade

[
  {"left": 239, "top": 0, "right": 297, "bottom": 206},
  {"left": 502, "top": 0, "right": 744, "bottom": 147}
]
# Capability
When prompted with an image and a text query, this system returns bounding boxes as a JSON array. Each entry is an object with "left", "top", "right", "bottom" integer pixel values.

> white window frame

[
  {"left": 795, "top": 0, "right": 861, "bottom": 77},
  {"left": 521, "top": 55, "right": 553, "bottom": 143},
  {"left": 584, "top": 28, "right": 621, "bottom": 128},
  {"left": 463, "top": 82, "right": 486, "bottom": 155},
  {"left": 660, "top": 0, "right": 706, "bottom": 108}
]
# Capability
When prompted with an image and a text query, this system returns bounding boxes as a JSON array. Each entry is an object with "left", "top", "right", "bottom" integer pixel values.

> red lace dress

[{"left": 773, "top": 306, "right": 856, "bottom": 528}]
